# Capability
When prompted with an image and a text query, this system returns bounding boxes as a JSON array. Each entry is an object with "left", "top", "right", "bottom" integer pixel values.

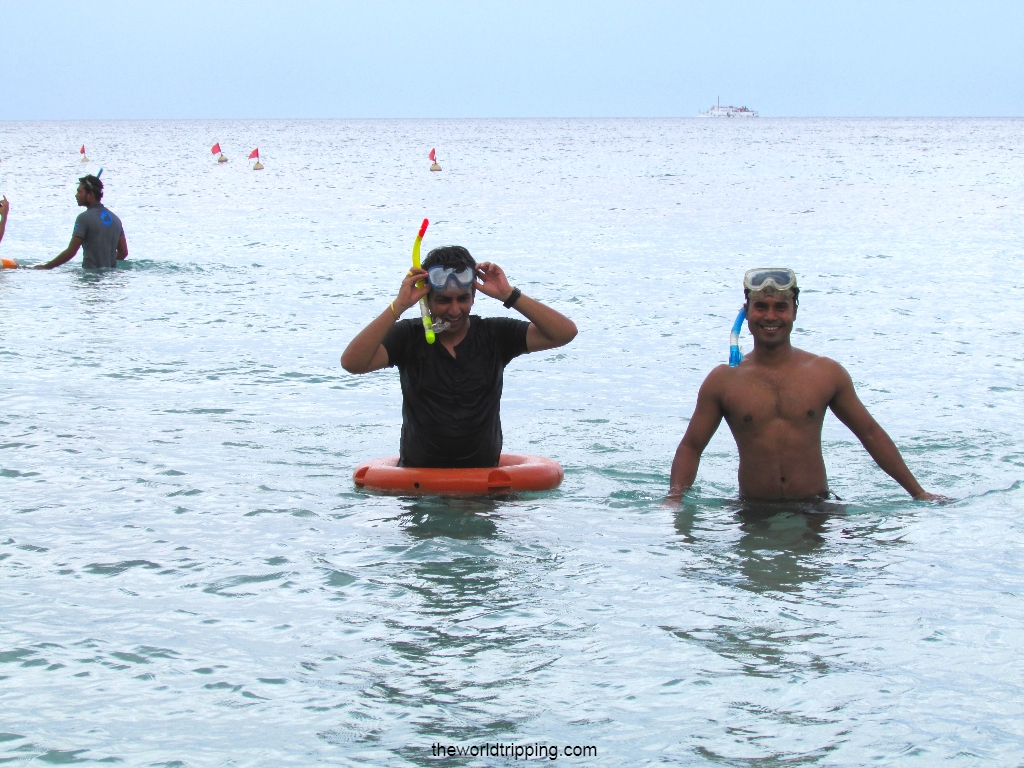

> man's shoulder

[
  {"left": 700, "top": 363, "right": 735, "bottom": 392},
  {"left": 794, "top": 348, "right": 846, "bottom": 376},
  {"left": 475, "top": 315, "right": 528, "bottom": 337},
  {"left": 99, "top": 206, "right": 122, "bottom": 227},
  {"left": 388, "top": 318, "right": 422, "bottom": 339},
  {"left": 476, "top": 314, "right": 521, "bottom": 327}
]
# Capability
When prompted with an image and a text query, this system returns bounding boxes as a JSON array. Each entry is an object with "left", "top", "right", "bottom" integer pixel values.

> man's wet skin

[
  {"left": 721, "top": 296, "right": 836, "bottom": 499},
  {"left": 668, "top": 292, "right": 941, "bottom": 502}
]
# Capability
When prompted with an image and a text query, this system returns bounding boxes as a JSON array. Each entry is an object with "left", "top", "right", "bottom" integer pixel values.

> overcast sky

[{"left": 3, "top": 0, "right": 1022, "bottom": 119}]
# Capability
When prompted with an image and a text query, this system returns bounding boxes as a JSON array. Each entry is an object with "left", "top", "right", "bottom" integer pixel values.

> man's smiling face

[
  {"left": 746, "top": 293, "right": 796, "bottom": 348},
  {"left": 427, "top": 285, "right": 475, "bottom": 336}
]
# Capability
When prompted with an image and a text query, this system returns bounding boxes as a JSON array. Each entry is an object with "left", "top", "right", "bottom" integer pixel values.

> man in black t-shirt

[{"left": 342, "top": 245, "right": 577, "bottom": 467}]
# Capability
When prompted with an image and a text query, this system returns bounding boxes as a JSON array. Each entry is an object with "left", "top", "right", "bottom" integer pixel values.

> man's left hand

[{"left": 475, "top": 262, "right": 514, "bottom": 302}]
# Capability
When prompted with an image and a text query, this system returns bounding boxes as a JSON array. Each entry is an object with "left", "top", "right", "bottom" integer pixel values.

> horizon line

[{"left": 2, "top": 115, "right": 1022, "bottom": 122}]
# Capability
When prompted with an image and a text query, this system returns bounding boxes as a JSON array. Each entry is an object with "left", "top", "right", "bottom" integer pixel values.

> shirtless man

[{"left": 667, "top": 268, "right": 943, "bottom": 503}]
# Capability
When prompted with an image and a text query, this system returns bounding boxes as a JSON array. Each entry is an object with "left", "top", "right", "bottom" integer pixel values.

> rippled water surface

[{"left": 1, "top": 119, "right": 1023, "bottom": 765}]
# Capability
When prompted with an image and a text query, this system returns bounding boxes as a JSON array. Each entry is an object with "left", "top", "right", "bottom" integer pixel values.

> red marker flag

[
  {"left": 211, "top": 143, "right": 221, "bottom": 155},
  {"left": 428, "top": 148, "right": 436, "bottom": 161},
  {"left": 248, "top": 148, "right": 259, "bottom": 159},
  {"left": 80, "top": 145, "right": 86, "bottom": 155}
]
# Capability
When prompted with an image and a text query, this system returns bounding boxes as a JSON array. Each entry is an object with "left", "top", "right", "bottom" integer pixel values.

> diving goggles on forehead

[
  {"left": 427, "top": 265, "right": 476, "bottom": 290},
  {"left": 744, "top": 268, "right": 797, "bottom": 292}
]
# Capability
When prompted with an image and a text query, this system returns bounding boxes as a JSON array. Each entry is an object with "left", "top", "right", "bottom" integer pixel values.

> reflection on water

[
  {"left": 397, "top": 497, "right": 501, "bottom": 540},
  {"left": 732, "top": 501, "right": 839, "bottom": 595}
]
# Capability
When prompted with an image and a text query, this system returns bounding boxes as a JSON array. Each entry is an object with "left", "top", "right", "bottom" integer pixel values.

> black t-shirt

[{"left": 382, "top": 315, "right": 530, "bottom": 468}]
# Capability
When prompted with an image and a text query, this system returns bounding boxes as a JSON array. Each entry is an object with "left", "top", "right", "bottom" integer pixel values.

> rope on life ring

[{"left": 353, "top": 453, "right": 563, "bottom": 495}]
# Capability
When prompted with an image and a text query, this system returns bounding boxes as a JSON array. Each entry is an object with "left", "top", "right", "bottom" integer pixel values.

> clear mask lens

[
  {"left": 745, "top": 269, "right": 796, "bottom": 291},
  {"left": 427, "top": 266, "right": 475, "bottom": 290}
]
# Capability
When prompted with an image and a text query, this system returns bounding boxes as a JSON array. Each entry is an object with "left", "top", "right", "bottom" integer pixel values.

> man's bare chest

[{"left": 722, "top": 371, "right": 833, "bottom": 430}]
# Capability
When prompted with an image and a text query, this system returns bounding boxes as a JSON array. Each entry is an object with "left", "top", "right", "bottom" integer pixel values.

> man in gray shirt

[{"left": 35, "top": 175, "right": 128, "bottom": 269}]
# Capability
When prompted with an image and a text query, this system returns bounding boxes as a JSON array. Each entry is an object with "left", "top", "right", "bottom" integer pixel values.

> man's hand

[
  {"left": 913, "top": 491, "right": 953, "bottom": 503},
  {"left": 474, "top": 262, "right": 513, "bottom": 302},
  {"left": 394, "top": 268, "right": 430, "bottom": 314}
]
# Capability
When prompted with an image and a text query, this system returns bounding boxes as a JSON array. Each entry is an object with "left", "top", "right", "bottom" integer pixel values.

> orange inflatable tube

[
  {"left": 1, "top": 258, "right": 18, "bottom": 269},
  {"left": 354, "top": 454, "right": 564, "bottom": 495}
]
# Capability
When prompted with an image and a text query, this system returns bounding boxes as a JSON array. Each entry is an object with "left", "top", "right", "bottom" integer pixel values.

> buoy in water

[
  {"left": 430, "top": 162, "right": 442, "bottom": 172},
  {"left": 1, "top": 258, "right": 19, "bottom": 269},
  {"left": 80, "top": 155, "right": 89, "bottom": 163},
  {"left": 252, "top": 161, "right": 264, "bottom": 170},
  {"left": 353, "top": 454, "right": 564, "bottom": 495},
  {"left": 217, "top": 153, "right": 228, "bottom": 163}
]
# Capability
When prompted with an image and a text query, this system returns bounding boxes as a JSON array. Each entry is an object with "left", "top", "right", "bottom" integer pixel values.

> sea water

[{"left": 0, "top": 119, "right": 1022, "bottom": 765}]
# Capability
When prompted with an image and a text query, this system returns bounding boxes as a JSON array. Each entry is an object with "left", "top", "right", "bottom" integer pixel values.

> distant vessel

[{"left": 700, "top": 97, "right": 758, "bottom": 118}]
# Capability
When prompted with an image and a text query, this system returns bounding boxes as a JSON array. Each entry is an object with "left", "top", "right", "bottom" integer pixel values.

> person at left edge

[
  {"left": 34, "top": 175, "right": 128, "bottom": 269},
  {"left": 0, "top": 196, "right": 9, "bottom": 247},
  {"left": 341, "top": 247, "right": 577, "bottom": 468}
]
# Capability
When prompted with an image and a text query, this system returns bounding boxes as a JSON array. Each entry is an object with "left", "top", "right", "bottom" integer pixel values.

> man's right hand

[
  {"left": 0, "top": 196, "right": 9, "bottom": 218},
  {"left": 914, "top": 491, "right": 953, "bottom": 503},
  {"left": 394, "top": 268, "right": 430, "bottom": 315}
]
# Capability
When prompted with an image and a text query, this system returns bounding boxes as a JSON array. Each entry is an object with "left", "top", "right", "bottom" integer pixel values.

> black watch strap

[{"left": 503, "top": 287, "right": 522, "bottom": 308}]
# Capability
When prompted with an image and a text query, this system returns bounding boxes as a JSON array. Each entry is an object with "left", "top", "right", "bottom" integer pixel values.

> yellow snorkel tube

[{"left": 412, "top": 218, "right": 435, "bottom": 344}]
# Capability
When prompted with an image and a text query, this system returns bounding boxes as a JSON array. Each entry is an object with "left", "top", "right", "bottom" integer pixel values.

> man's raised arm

[
  {"left": 827, "top": 361, "right": 945, "bottom": 501},
  {"left": 341, "top": 267, "right": 430, "bottom": 374},
  {"left": 667, "top": 369, "right": 727, "bottom": 503},
  {"left": 474, "top": 262, "right": 577, "bottom": 352}
]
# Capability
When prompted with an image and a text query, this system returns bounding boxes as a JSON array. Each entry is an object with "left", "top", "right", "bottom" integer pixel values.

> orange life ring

[
  {"left": 1, "top": 258, "right": 18, "bottom": 269},
  {"left": 354, "top": 453, "right": 563, "bottom": 495}
]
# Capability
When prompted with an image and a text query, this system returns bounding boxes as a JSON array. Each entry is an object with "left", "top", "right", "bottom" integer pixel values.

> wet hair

[
  {"left": 745, "top": 286, "right": 800, "bottom": 310},
  {"left": 422, "top": 245, "right": 475, "bottom": 272},
  {"left": 421, "top": 246, "right": 476, "bottom": 291},
  {"left": 79, "top": 175, "right": 103, "bottom": 201}
]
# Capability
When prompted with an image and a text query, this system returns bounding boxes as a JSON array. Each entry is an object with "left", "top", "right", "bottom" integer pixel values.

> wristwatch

[{"left": 503, "top": 287, "right": 522, "bottom": 308}]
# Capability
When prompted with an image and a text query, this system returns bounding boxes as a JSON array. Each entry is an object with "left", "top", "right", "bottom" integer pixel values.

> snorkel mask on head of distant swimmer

[{"left": 729, "top": 268, "right": 798, "bottom": 366}]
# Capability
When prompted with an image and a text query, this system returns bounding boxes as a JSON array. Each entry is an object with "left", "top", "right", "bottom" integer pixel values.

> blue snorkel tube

[{"left": 729, "top": 306, "right": 746, "bottom": 366}]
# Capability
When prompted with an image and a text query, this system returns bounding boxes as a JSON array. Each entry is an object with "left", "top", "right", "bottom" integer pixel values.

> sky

[{"left": 2, "top": 0, "right": 1022, "bottom": 119}]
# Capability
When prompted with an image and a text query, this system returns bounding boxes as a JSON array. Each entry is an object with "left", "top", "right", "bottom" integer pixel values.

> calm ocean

[{"left": 1, "top": 118, "right": 1022, "bottom": 765}]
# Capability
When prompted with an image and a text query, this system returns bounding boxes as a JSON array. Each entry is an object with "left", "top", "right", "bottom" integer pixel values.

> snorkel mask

[
  {"left": 743, "top": 268, "right": 797, "bottom": 301},
  {"left": 729, "top": 268, "right": 799, "bottom": 366},
  {"left": 426, "top": 265, "right": 475, "bottom": 291}
]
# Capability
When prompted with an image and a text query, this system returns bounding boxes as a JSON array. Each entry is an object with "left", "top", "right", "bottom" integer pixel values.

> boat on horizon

[{"left": 700, "top": 97, "right": 758, "bottom": 118}]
